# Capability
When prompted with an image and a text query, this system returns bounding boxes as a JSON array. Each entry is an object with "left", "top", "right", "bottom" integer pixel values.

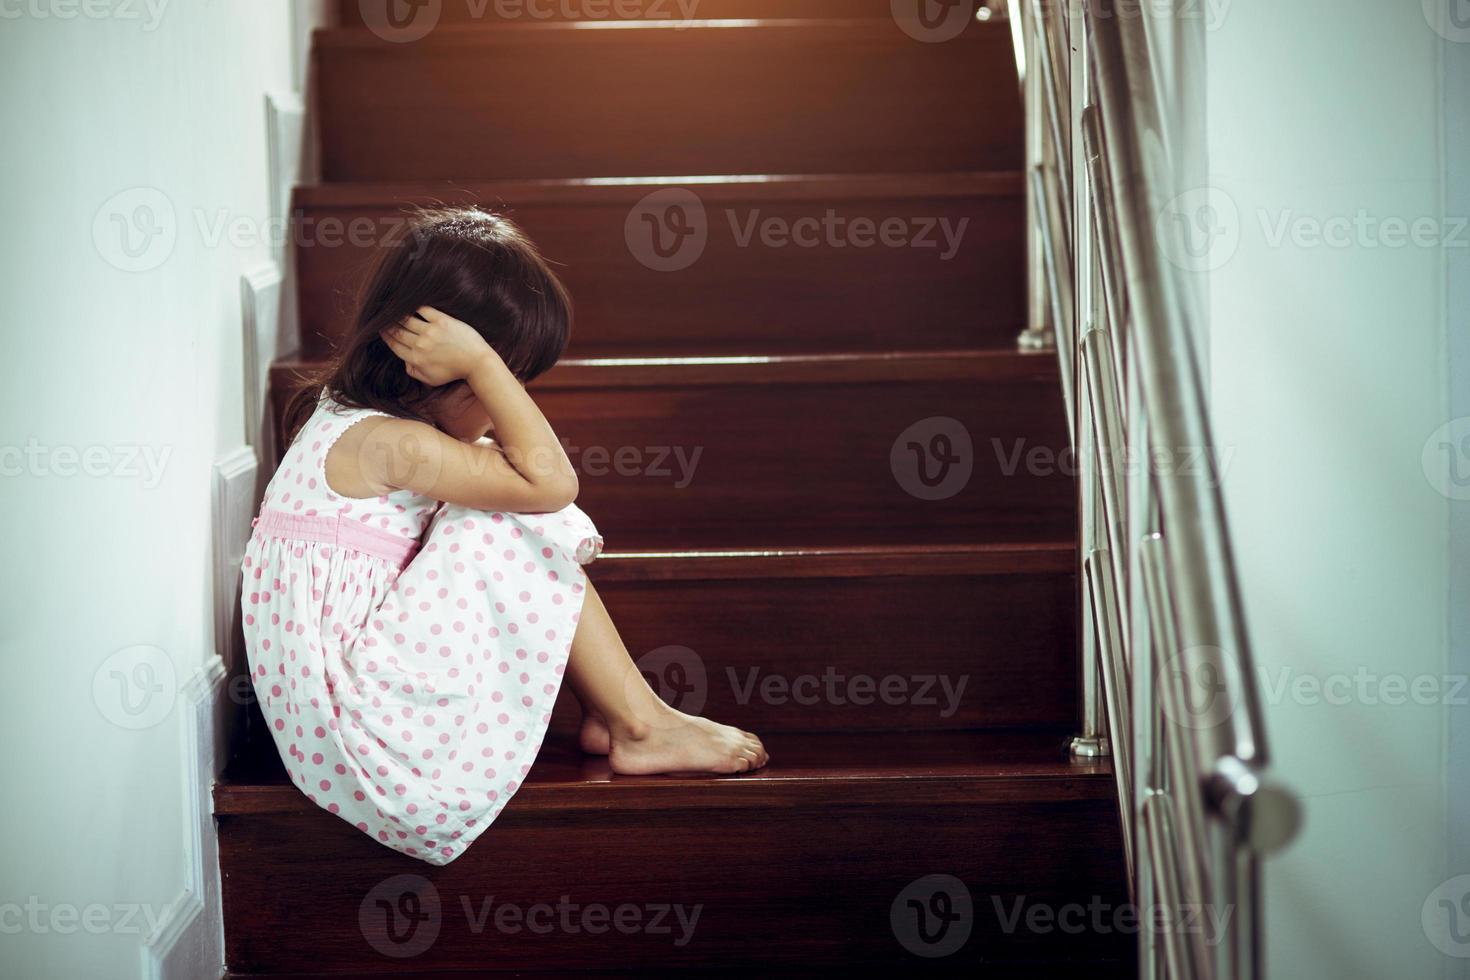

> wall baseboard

[
  {"left": 145, "top": 445, "right": 259, "bottom": 979},
  {"left": 141, "top": 654, "right": 229, "bottom": 980}
]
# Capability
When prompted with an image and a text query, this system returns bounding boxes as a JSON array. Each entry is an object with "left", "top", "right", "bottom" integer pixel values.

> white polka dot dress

[{"left": 241, "top": 395, "right": 602, "bottom": 865}]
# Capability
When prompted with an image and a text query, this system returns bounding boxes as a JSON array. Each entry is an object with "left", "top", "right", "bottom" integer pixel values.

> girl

[{"left": 241, "top": 209, "right": 767, "bottom": 865}]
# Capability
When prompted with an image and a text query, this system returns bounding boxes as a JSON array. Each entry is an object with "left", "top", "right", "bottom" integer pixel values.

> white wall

[
  {"left": 1204, "top": 2, "right": 1455, "bottom": 977},
  {"left": 1447, "top": 8, "right": 1470, "bottom": 970},
  {"left": 0, "top": 2, "right": 313, "bottom": 977}
]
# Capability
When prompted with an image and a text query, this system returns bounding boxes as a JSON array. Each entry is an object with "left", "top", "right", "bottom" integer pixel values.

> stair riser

[
  {"left": 533, "top": 375, "right": 1073, "bottom": 545},
  {"left": 340, "top": 0, "right": 986, "bottom": 27},
  {"left": 316, "top": 25, "right": 1021, "bottom": 181},
  {"left": 265, "top": 361, "right": 1074, "bottom": 546},
  {"left": 548, "top": 568, "right": 1077, "bottom": 733},
  {"left": 220, "top": 801, "right": 1131, "bottom": 974},
  {"left": 294, "top": 186, "right": 1024, "bottom": 359}
]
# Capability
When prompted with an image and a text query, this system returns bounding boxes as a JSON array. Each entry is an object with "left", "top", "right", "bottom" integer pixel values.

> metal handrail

[{"left": 1008, "top": 2, "right": 1302, "bottom": 978}]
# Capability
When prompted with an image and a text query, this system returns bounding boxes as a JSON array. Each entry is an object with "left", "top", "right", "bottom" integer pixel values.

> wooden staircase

[{"left": 216, "top": 3, "right": 1133, "bottom": 974}]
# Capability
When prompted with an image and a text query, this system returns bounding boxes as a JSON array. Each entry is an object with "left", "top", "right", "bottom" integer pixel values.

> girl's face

[{"left": 428, "top": 382, "right": 494, "bottom": 442}]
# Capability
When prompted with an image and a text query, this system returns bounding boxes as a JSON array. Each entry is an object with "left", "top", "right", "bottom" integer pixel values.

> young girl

[{"left": 241, "top": 209, "right": 767, "bottom": 865}]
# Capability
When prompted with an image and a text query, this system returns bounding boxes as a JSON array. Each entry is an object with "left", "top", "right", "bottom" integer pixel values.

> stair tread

[
  {"left": 293, "top": 169, "right": 1024, "bottom": 202},
  {"left": 316, "top": 18, "right": 999, "bottom": 46},
  {"left": 336, "top": 0, "right": 983, "bottom": 28},
  {"left": 217, "top": 729, "right": 1112, "bottom": 816},
  {"left": 590, "top": 538, "right": 1074, "bottom": 580},
  {"left": 276, "top": 348, "right": 1060, "bottom": 386},
  {"left": 227, "top": 975, "right": 1104, "bottom": 980}
]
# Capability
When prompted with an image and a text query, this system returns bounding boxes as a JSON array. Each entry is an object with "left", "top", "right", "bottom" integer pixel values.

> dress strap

[{"left": 307, "top": 397, "right": 395, "bottom": 479}]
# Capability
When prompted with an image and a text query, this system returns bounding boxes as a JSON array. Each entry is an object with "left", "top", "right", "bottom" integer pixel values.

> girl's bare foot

[
  {"left": 607, "top": 705, "right": 769, "bottom": 776},
  {"left": 578, "top": 712, "right": 612, "bottom": 755},
  {"left": 561, "top": 581, "right": 766, "bottom": 775}
]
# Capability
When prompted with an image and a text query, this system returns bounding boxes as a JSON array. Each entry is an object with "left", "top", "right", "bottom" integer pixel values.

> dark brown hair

[{"left": 282, "top": 208, "right": 571, "bottom": 440}]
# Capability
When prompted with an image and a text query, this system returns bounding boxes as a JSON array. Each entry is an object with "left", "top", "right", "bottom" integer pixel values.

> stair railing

[{"left": 1004, "top": 2, "right": 1302, "bottom": 978}]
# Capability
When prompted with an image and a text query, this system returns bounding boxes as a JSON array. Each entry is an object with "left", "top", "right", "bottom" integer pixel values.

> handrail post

[{"left": 1017, "top": 0, "right": 1056, "bottom": 354}]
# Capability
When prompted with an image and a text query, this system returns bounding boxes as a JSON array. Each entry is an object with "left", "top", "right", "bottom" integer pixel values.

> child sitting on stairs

[{"left": 241, "top": 208, "right": 767, "bottom": 864}]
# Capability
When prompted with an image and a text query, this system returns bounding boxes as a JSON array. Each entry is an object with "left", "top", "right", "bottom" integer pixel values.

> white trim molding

[
  {"left": 240, "top": 266, "right": 284, "bottom": 458},
  {"left": 141, "top": 654, "right": 229, "bottom": 980},
  {"left": 143, "top": 447, "right": 258, "bottom": 979},
  {"left": 265, "top": 92, "right": 306, "bottom": 259},
  {"left": 211, "top": 447, "right": 260, "bottom": 672}
]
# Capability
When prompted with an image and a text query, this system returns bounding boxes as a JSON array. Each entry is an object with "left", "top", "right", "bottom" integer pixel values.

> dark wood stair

[
  {"left": 221, "top": 7, "right": 1132, "bottom": 976},
  {"left": 315, "top": 19, "right": 1021, "bottom": 181},
  {"left": 569, "top": 541, "right": 1080, "bottom": 735},
  {"left": 293, "top": 173, "right": 1026, "bottom": 359},
  {"left": 339, "top": 0, "right": 991, "bottom": 27},
  {"left": 272, "top": 350, "right": 1074, "bottom": 547},
  {"left": 219, "top": 731, "right": 1128, "bottom": 974}
]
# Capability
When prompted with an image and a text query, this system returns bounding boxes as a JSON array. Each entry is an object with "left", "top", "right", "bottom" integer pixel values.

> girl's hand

[{"left": 381, "top": 306, "right": 496, "bottom": 386}]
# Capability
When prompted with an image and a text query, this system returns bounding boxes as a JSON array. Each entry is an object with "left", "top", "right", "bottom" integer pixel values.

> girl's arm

[{"left": 351, "top": 307, "right": 579, "bottom": 514}]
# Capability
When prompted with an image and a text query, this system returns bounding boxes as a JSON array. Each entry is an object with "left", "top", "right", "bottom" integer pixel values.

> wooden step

[
  {"left": 340, "top": 0, "right": 989, "bottom": 28},
  {"left": 533, "top": 351, "right": 1073, "bottom": 546},
  {"left": 293, "top": 173, "right": 1025, "bottom": 360},
  {"left": 561, "top": 541, "right": 1078, "bottom": 734},
  {"left": 269, "top": 351, "right": 1075, "bottom": 548},
  {"left": 217, "top": 730, "right": 1132, "bottom": 974},
  {"left": 226, "top": 538, "right": 1080, "bottom": 792},
  {"left": 315, "top": 20, "right": 1022, "bottom": 181},
  {"left": 233, "top": 967, "right": 1120, "bottom": 980},
  {"left": 226, "top": 541, "right": 1077, "bottom": 741}
]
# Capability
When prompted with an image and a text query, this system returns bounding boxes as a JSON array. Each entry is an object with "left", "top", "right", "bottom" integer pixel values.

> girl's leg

[
  {"left": 564, "top": 580, "right": 769, "bottom": 775},
  {"left": 573, "top": 695, "right": 613, "bottom": 756}
]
